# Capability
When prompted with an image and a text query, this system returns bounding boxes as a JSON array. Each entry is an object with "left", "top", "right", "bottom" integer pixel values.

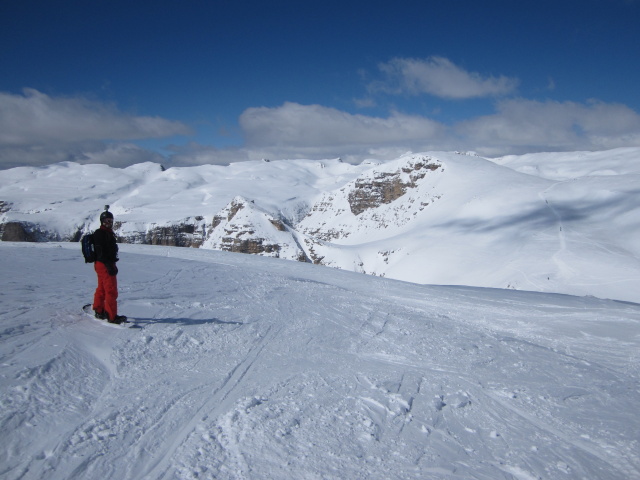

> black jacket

[{"left": 93, "top": 226, "right": 119, "bottom": 265}]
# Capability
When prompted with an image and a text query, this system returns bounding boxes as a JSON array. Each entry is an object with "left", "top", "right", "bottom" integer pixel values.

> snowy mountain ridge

[{"left": 1, "top": 147, "right": 639, "bottom": 302}]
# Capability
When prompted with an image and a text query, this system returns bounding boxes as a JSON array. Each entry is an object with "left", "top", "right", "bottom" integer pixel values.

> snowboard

[{"left": 82, "top": 304, "right": 141, "bottom": 329}]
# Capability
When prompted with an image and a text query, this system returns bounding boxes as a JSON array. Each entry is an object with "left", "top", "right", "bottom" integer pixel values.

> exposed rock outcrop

[
  {"left": 116, "top": 217, "right": 206, "bottom": 247},
  {"left": 202, "top": 197, "right": 308, "bottom": 261},
  {"left": 1, "top": 220, "right": 81, "bottom": 242},
  {"left": 1, "top": 221, "right": 37, "bottom": 242},
  {"left": 298, "top": 154, "right": 444, "bottom": 243},
  {"left": 348, "top": 158, "right": 440, "bottom": 215}
]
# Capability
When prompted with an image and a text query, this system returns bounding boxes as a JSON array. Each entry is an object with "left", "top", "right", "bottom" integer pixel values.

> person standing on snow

[{"left": 92, "top": 207, "right": 127, "bottom": 324}]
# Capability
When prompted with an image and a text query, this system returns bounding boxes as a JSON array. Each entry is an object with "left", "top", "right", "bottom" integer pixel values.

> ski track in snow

[
  {"left": 539, "top": 185, "right": 571, "bottom": 284},
  {"left": 1, "top": 243, "right": 639, "bottom": 479}
]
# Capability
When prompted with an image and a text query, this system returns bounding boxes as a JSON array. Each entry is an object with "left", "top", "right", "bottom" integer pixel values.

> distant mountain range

[{"left": 2, "top": 148, "right": 639, "bottom": 302}]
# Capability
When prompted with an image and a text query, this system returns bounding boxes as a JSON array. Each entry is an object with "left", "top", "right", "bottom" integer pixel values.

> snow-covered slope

[
  {"left": 1, "top": 242, "right": 639, "bottom": 479},
  {"left": 0, "top": 158, "right": 362, "bottom": 238},
  {"left": 297, "top": 150, "right": 640, "bottom": 302},
  {"left": 1, "top": 148, "right": 639, "bottom": 302},
  {"left": 493, "top": 147, "right": 640, "bottom": 180}
]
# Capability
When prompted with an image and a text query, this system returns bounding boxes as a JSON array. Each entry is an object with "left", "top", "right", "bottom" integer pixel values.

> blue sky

[{"left": 1, "top": 0, "right": 639, "bottom": 169}]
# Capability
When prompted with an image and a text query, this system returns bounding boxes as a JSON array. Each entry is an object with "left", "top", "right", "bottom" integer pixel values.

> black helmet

[{"left": 100, "top": 205, "right": 114, "bottom": 224}]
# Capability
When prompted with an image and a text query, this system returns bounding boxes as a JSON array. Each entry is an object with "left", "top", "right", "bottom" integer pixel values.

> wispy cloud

[
  {"left": 240, "top": 102, "right": 445, "bottom": 147},
  {"left": 234, "top": 98, "right": 640, "bottom": 160},
  {"left": 0, "top": 89, "right": 191, "bottom": 168},
  {"left": 0, "top": 89, "right": 191, "bottom": 146},
  {"left": 371, "top": 57, "right": 519, "bottom": 99},
  {"left": 457, "top": 99, "right": 640, "bottom": 153}
]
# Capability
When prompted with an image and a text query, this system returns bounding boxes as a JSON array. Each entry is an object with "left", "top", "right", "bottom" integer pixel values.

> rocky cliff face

[
  {"left": 201, "top": 197, "right": 308, "bottom": 261},
  {"left": 0, "top": 201, "right": 47, "bottom": 241},
  {"left": 1, "top": 219, "right": 82, "bottom": 242},
  {"left": 99, "top": 197, "right": 307, "bottom": 259},
  {"left": 290, "top": 154, "right": 446, "bottom": 268},
  {"left": 347, "top": 157, "right": 440, "bottom": 215},
  {"left": 115, "top": 217, "right": 207, "bottom": 247},
  {"left": 1, "top": 221, "right": 44, "bottom": 242},
  {"left": 298, "top": 154, "right": 444, "bottom": 243}
]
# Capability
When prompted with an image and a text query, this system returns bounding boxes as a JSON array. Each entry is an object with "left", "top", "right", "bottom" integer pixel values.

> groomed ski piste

[{"left": 1, "top": 241, "right": 639, "bottom": 479}]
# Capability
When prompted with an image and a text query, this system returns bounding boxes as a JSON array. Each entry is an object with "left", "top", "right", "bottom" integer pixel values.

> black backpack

[{"left": 81, "top": 233, "right": 95, "bottom": 263}]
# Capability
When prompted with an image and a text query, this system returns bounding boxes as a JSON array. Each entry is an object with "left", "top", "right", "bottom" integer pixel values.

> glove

[{"left": 106, "top": 263, "right": 118, "bottom": 276}]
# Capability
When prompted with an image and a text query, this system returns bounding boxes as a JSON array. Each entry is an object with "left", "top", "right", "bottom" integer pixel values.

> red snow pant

[{"left": 93, "top": 262, "right": 118, "bottom": 320}]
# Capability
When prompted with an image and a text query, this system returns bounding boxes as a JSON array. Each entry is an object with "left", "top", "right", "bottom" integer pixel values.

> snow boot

[{"left": 109, "top": 315, "right": 128, "bottom": 324}]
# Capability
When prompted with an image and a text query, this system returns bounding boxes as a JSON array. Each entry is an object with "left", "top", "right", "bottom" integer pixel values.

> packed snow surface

[{"left": 1, "top": 242, "right": 639, "bottom": 479}]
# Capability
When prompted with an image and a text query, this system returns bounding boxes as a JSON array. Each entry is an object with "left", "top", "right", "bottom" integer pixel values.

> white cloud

[
  {"left": 184, "top": 99, "right": 640, "bottom": 164},
  {"left": 457, "top": 99, "right": 640, "bottom": 153},
  {"left": 166, "top": 142, "right": 249, "bottom": 167},
  {"left": 0, "top": 89, "right": 191, "bottom": 146},
  {"left": 232, "top": 99, "right": 640, "bottom": 161},
  {"left": 79, "top": 143, "right": 167, "bottom": 168},
  {"left": 3, "top": 89, "right": 640, "bottom": 170},
  {"left": 0, "top": 141, "right": 166, "bottom": 170},
  {"left": 240, "top": 102, "right": 445, "bottom": 147},
  {"left": 0, "top": 88, "right": 191, "bottom": 169},
  {"left": 353, "top": 97, "right": 377, "bottom": 109},
  {"left": 372, "top": 57, "right": 519, "bottom": 99}
]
